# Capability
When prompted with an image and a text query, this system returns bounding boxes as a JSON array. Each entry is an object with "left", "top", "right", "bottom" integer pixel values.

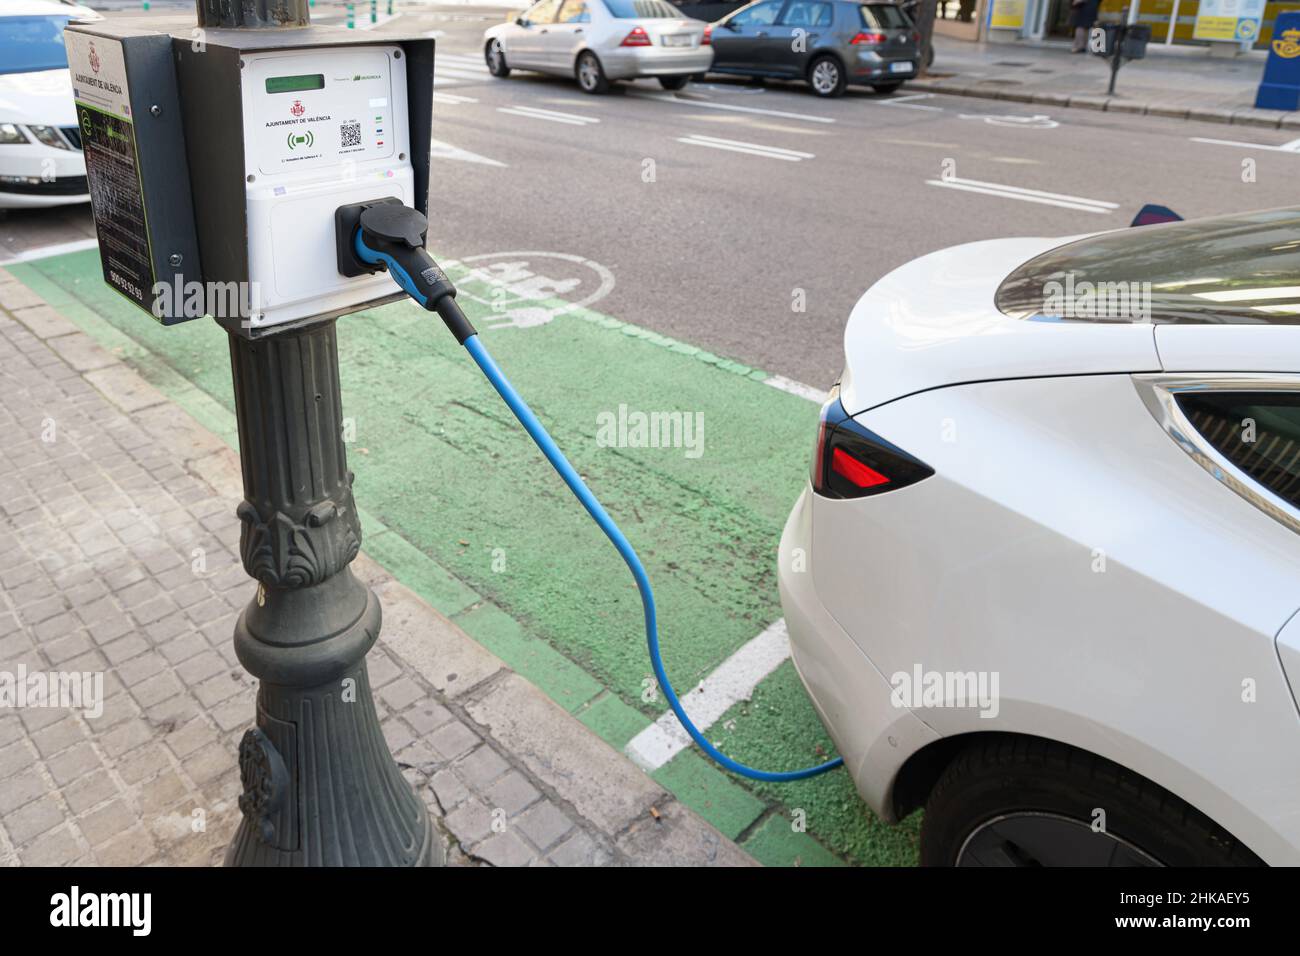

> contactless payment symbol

[{"left": 287, "top": 130, "right": 315, "bottom": 150}]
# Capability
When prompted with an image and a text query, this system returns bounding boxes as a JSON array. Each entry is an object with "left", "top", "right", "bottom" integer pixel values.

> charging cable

[{"left": 350, "top": 208, "right": 843, "bottom": 782}]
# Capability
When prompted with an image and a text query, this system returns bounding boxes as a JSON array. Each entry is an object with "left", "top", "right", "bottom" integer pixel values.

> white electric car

[
  {"left": 0, "top": 2, "right": 91, "bottom": 209},
  {"left": 779, "top": 206, "right": 1300, "bottom": 866},
  {"left": 484, "top": 0, "right": 713, "bottom": 94}
]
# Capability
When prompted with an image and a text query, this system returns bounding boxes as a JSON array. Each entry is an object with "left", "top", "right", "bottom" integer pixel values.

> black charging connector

[{"left": 335, "top": 199, "right": 476, "bottom": 344}]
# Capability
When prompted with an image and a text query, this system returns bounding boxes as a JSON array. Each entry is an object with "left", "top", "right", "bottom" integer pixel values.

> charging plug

[{"left": 335, "top": 200, "right": 476, "bottom": 343}]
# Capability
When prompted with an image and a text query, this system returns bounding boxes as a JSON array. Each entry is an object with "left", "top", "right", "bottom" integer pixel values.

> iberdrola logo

[{"left": 1273, "top": 27, "right": 1300, "bottom": 57}]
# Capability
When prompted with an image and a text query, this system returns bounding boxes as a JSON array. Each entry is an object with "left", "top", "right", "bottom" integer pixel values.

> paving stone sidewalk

[
  {"left": 0, "top": 267, "right": 755, "bottom": 868},
  {"left": 915, "top": 35, "right": 1299, "bottom": 129}
]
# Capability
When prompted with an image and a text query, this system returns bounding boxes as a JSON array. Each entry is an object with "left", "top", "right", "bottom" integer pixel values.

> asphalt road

[{"left": 375, "top": 4, "right": 1300, "bottom": 387}]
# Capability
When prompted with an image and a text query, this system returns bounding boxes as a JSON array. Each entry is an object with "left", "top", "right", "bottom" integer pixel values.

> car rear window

[
  {"left": 604, "top": 0, "right": 682, "bottom": 17},
  {"left": 860, "top": 3, "right": 911, "bottom": 28},
  {"left": 1177, "top": 391, "right": 1300, "bottom": 512},
  {"left": 995, "top": 206, "right": 1300, "bottom": 325}
]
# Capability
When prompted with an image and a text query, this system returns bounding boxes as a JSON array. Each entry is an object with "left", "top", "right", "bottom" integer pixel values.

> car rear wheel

[
  {"left": 485, "top": 39, "right": 510, "bottom": 78},
  {"left": 576, "top": 51, "right": 610, "bottom": 94},
  {"left": 659, "top": 75, "right": 690, "bottom": 91},
  {"left": 807, "top": 55, "right": 845, "bottom": 97},
  {"left": 871, "top": 80, "right": 904, "bottom": 93},
  {"left": 919, "top": 737, "right": 1263, "bottom": 867}
]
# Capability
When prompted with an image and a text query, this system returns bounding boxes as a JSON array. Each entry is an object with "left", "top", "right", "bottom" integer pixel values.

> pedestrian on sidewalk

[{"left": 1069, "top": 0, "right": 1100, "bottom": 52}]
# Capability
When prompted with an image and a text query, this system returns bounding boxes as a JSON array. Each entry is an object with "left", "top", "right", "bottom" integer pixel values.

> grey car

[{"left": 707, "top": 0, "right": 919, "bottom": 96}]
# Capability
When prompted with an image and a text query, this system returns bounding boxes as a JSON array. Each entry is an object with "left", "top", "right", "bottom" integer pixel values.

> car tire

[
  {"left": 659, "top": 75, "right": 690, "bottom": 91},
  {"left": 919, "top": 737, "right": 1264, "bottom": 867},
  {"left": 575, "top": 51, "right": 610, "bottom": 94},
  {"left": 485, "top": 39, "right": 510, "bottom": 78},
  {"left": 871, "top": 80, "right": 904, "bottom": 93},
  {"left": 807, "top": 55, "right": 846, "bottom": 98}
]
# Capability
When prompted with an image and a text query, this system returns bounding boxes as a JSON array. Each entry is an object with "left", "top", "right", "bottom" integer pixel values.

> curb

[{"left": 910, "top": 77, "right": 1300, "bottom": 129}]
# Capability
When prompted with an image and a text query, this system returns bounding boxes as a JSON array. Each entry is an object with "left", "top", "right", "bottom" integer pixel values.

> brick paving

[{"left": 0, "top": 267, "right": 753, "bottom": 868}]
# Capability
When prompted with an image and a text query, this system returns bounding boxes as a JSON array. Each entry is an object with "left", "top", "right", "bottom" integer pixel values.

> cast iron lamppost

[{"left": 188, "top": 0, "right": 440, "bottom": 866}]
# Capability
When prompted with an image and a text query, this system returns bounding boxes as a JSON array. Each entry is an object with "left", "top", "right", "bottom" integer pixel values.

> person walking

[{"left": 1069, "top": 0, "right": 1101, "bottom": 52}]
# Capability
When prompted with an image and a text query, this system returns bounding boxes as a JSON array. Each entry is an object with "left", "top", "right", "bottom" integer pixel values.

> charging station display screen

[{"left": 265, "top": 74, "right": 325, "bottom": 94}]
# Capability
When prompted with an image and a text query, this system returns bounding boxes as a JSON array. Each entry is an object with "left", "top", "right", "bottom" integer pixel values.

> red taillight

[
  {"left": 702, "top": 24, "right": 712, "bottom": 45},
  {"left": 831, "top": 447, "right": 890, "bottom": 489},
  {"left": 911, "top": 30, "right": 920, "bottom": 43},
  {"left": 621, "top": 25, "right": 652, "bottom": 46},
  {"left": 851, "top": 31, "right": 887, "bottom": 44}
]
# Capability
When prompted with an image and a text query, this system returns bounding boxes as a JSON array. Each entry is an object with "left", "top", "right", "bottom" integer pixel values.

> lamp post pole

[{"left": 190, "top": 0, "right": 439, "bottom": 867}]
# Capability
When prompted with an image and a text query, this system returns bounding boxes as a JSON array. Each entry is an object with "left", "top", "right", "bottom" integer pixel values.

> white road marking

[
  {"left": 631, "top": 90, "right": 836, "bottom": 124},
  {"left": 677, "top": 133, "right": 814, "bottom": 161},
  {"left": 764, "top": 375, "right": 826, "bottom": 403},
  {"left": 0, "top": 238, "right": 98, "bottom": 266},
  {"left": 1190, "top": 136, "right": 1300, "bottom": 153},
  {"left": 498, "top": 105, "right": 601, "bottom": 125},
  {"left": 925, "top": 176, "right": 1116, "bottom": 213},
  {"left": 432, "top": 92, "right": 479, "bottom": 105},
  {"left": 876, "top": 92, "right": 943, "bottom": 111},
  {"left": 624, "top": 619, "right": 793, "bottom": 772},
  {"left": 959, "top": 112, "right": 1059, "bottom": 129},
  {"left": 430, "top": 138, "right": 507, "bottom": 167}
]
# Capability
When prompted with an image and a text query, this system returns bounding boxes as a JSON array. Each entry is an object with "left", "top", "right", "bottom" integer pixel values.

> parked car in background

[
  {"left": 780, "top": 206, "right": 1300, "bottom": 865},
  {"left": 484, "top": 0, "right": 714, "bottom": 94},
  {"left": 0, "top": 1, "right": 90, "bottom": 209},
  {"left": 708, "top": 0, "right": 920, "bottom": 96}
]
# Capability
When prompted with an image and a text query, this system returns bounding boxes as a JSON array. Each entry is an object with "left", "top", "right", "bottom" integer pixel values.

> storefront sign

[{"left": 989, "top": 0, "right": 1026, "bottom": 29}]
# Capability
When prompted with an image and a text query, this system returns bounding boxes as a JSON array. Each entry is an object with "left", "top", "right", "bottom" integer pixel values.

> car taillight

[
  {"left": 811, "top": 390, "right": 934, "bottom": 499},
  {"left": 702, "top": 24, "right": 712, "bottom": 45},
  {"left": 911, "top": 30, "right": 920, "bottom": 43},
  {"left": 851, "top": 31, "right": 887, "bottom": 44},
  {"left": 621, "top": 26, "right": 653, "bottom": 46}
]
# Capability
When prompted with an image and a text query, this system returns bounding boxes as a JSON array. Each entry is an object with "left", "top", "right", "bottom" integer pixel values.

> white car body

[
  {"left": 779, "top": 209, "right": 1300, "bottom": 865},
  {"left": 0, "top": 1, "right": 91, "bottom": 209},
  {"left": 484, "top": 0, "right": 713, "bottom": 87}
]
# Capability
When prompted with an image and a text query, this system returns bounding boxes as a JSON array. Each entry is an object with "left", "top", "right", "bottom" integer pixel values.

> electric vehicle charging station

[
  {"left": 65, "top": 12, "right": 433, "bottom": 334},
  {"left": 65, "top": 2, "right": 445, "bottom": 867}
]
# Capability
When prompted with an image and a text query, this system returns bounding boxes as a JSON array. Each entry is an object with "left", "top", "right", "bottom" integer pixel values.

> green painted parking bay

[{"left": 10, "top": 249, "right": 919, "bottom": 866}]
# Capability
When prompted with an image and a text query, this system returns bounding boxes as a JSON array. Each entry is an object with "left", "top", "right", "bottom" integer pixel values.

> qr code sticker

[{"left": 340, "top": 121, "right": 362, "bottom": 148}]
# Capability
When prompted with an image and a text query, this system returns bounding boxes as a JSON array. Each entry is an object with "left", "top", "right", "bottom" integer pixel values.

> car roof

[{"left": 839, "top": 224, "right": 1300, "bottom": 415}]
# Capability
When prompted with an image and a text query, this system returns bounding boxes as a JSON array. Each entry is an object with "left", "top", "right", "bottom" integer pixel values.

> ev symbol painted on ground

[{"left": 444, "top": 251, "right": 616, "bottom": 330}]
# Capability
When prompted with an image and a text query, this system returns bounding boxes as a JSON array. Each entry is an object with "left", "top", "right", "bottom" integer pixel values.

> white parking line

[
  {"left": 0, "top": 238, "right": 98, "bottom": 266},
  {"left": 677, "top": 133, "right": 814, "bottom": 161},
  {"left": 624, "top": 619, "right": 792, "bottom": 772},
  {"left": 876, "top": 92, "right": 943, "bottom": 111},
  {"left": 925, "top": 176, "right": 1116, "bottom": 213},
  {"left": 432, "top": 91, "right": 479, "bottom": 105},
  {"left": 1190, "top": 136, "right": 1300, "bottom": 153},
  {"left": 631, "top": 90, "right": 836, "bottom": 124},
  {"left": 497, "top": 105, "right": 601, "bottom": 125},
  {"left": 764, "top": 375, "right": 826, "bottom": 403}
]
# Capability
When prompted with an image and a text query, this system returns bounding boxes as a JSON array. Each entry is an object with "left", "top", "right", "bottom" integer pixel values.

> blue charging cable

[
  {"left": 461, "top": 334, "right": 844, "bottom": 783},
  {"left": 351, "top": 209, "right": 842, "bottom": 781}
]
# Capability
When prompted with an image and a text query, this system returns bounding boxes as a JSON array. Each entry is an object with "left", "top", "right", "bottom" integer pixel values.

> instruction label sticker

[{"left": 65, "top": 33, "right": 155, "bottom": 314}]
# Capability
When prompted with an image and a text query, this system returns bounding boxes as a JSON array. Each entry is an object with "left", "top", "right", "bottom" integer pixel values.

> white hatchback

[
  {"left": 779, "top": 206, "right": 1300, "bottom": 866},
  {"left": 483, "top": 0, "right": 713, "bottom": 94}
]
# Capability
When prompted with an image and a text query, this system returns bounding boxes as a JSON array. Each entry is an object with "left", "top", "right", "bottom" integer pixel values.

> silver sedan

[{"left": 484, "top": 0, "right": 714, "bottom": 94}]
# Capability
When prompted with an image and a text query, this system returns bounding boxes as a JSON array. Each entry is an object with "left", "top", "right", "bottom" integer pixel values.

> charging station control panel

[{"left": 64, "top": 19, "right": 434, "bottom": 339}]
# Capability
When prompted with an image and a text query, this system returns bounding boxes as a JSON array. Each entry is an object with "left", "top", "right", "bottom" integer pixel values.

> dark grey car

[{"left": 707, "top": 0, "right": 919, "bottom": 96}]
